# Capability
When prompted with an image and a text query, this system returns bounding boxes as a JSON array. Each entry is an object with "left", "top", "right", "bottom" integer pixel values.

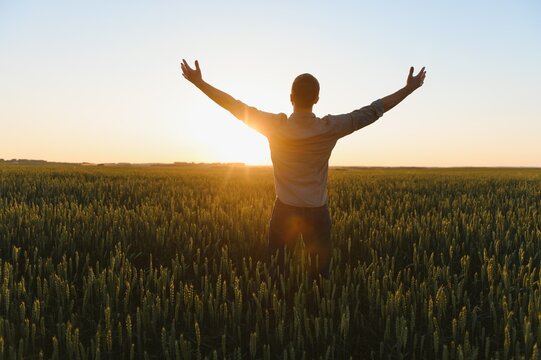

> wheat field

[{"left": 0, "top": 164, "right": 540, "bottom": 359}]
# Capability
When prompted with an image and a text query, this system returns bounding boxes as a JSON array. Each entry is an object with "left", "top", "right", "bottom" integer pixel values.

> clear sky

[{"left": 1, "top": 0, "right": 540, "bottom": 166}]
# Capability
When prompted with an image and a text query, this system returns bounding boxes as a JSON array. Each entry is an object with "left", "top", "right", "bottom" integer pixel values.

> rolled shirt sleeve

[
  {"left": 327, "top": 99, "right": 385, "bottom": 139},
  {"left": 229, "top": 100, "right": 286, "bottom": 137}
]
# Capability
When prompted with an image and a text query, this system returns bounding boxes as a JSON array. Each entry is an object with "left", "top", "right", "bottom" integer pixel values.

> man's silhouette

[{"left": 181, "top": 59, "right": 426, "bottom": 278}]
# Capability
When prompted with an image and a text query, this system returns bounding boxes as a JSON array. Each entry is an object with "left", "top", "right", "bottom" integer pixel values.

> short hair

[{"left": 291, "top": 73, "right": 319, "bottom": 107}]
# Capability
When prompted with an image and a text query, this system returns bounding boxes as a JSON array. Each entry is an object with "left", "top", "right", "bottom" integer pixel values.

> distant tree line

[{"left": 0, "top": 158, "right": 48, "bottom": 164}]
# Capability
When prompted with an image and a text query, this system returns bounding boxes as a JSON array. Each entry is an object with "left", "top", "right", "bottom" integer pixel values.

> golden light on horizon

[{"left": 203, "top": 124, "right": 271, "bottom": 165}]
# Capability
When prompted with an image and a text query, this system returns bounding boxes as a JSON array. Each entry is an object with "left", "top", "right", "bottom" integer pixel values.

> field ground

[{"left": 0, "top": 164, "right": 540, "bottom": 359}]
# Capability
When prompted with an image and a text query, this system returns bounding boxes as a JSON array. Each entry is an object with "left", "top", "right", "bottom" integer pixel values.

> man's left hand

[{"left": 181, "top": 59, "right": 203, "bottom": 86}]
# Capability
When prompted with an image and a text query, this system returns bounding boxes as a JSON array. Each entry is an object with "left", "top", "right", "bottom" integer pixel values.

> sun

[
  {"left": 223, "top": 133, "right": 270, "bottom": 165},
  {"left": 205, "top": 122, "right": 271, "bottom": 165}
]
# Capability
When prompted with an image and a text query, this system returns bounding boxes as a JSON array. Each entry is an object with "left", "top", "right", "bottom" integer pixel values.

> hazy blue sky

[{"left": 1, "top": 1, "right": 540, "bottom": 166}]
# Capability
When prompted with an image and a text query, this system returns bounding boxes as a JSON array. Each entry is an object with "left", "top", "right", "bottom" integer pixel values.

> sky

[{"left": 1, "top": 0, "right": 540, "bottom": 166}]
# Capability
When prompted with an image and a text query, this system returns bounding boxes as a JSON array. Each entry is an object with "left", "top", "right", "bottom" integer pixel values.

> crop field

[{"left": 0, "top": 164, "right": 540, "bottom": 359}]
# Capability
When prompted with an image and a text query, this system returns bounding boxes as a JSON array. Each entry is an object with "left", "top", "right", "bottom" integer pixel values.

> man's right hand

[
  {"left": 406, "top": 66, "right": 426, "bottom": 91},
  {"left": 380, "top": 66, "right": 427, "bottom": 113},
  {"left": 181, "top": 59, "right": 203, "bottom": 86}
]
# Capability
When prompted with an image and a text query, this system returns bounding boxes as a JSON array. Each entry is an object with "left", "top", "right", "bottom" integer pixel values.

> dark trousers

[{"left": 268, "top": 198, "right": 332, "bottom": 278}]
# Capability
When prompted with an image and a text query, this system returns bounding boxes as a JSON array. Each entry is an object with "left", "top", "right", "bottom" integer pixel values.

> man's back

[
  {"left": 233, "top": 99, "right": 385, "bottom": 207},
  {"left": 269, "top": 113, "right": 338, "bottom": 207}
]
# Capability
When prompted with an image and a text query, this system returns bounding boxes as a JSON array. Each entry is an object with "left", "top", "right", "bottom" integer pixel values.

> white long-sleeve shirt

[{"left": 230, "top": 99, "right": 385, "bottom": 207}]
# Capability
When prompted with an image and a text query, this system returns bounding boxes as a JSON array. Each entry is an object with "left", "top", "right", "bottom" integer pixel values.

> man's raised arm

[
  {"left": 329, "top": 66, "right": 427, "bottom": 138},
  {"left": 181, "top": 59, "right": 244, "bottom": 116},
  {"left": 381, "top": 66, "right": 426, "bottom": 112},
  {"left": 181, "top": 59, "right": 284, "bottom": 136}
]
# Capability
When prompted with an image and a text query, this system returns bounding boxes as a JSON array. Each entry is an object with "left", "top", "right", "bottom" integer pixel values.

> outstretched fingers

[
  {"left": 182, "top": 59, "right": 193, "bottom": 72},
  {"left": 180, "top": 59, "right": 203, "bottom": 85},
  {"left": 418, "top": 67, "right": 426, "bottom": 86},
  {"left": 406, "top": 65, "right": 427, "bottom": 89},
  {"left": 418, "top": 67, "right": 426, "bottom": 80}
]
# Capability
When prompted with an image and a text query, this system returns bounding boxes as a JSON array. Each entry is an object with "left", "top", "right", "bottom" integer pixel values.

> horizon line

[{"left": 2, "top": 159, "right": 540, "bottom": 169}]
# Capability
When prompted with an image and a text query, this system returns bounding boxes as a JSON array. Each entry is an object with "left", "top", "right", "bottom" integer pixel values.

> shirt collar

[{"left": 289, "top": 112, "right": 316, "bottom": 120}]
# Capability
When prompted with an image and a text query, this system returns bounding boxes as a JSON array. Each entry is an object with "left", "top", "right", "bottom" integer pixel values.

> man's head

[{"left": 290, "top": 73, "right": 319, "bottom": 110}]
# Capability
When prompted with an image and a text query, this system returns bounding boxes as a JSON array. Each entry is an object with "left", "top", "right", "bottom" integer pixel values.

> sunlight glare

[{"left": 204, "top": 122, "right": 271, "bottom": 165}]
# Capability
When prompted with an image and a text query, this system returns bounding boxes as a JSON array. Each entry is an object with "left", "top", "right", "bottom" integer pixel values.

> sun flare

[{"left": 204, "top": 123, "right": 271, "bottom": 165}]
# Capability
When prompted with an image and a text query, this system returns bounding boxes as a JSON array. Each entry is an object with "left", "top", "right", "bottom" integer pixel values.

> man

[{"left": 181, "top": 59, "right": 426, "bottom": 278}]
